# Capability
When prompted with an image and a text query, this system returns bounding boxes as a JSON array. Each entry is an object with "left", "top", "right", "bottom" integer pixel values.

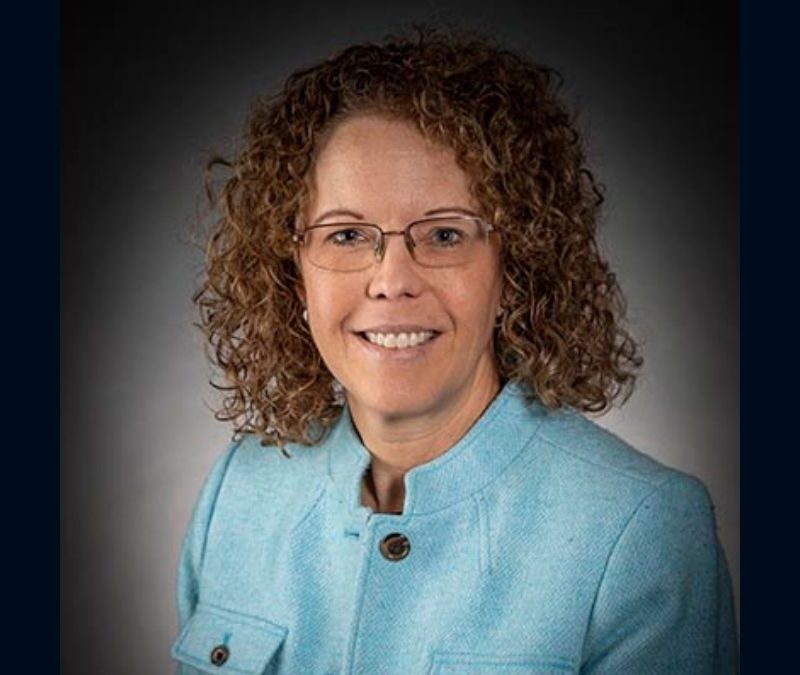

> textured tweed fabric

[{"left": 172, "top": 381, "right": 738, "bottom": 674}]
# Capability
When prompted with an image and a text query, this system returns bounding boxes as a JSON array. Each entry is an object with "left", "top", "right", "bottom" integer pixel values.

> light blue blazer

[{"left": 171, "top": 381, "right": 739, "bottom": 674}]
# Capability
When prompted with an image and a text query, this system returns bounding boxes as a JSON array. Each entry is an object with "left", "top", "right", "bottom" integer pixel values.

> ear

[
  {"left": 291, "top": 245, "right": 307, "bottom": 306},
  {"left": 496, "top": 279, "right": 508, "bottom": 316},
  {"left": 295, "top": 280, "right": 307, "bottom": 306}
]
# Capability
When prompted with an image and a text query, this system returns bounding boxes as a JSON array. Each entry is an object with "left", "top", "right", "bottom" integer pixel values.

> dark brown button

[
  {"left": 379, "top": 532, "right": 411, "bottom": 561},
  {"left": 209, "top": 644, "right": 230, "bottom": 667}
]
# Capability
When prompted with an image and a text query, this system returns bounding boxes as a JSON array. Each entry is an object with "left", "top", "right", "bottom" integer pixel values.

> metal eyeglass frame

[{"left": 291, "top": 215, "right": 498, "bottom": 271}]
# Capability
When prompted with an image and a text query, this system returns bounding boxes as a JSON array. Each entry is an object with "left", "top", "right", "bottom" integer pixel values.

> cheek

[
  {"left": 455, "top": 262, "right": 502, "bottom": 324},
  {"left": 306, "top": 277, "right": 356, "bottom": 334},
  {"left": 449, "top": 288, "right": 499, "bottom": 337}
]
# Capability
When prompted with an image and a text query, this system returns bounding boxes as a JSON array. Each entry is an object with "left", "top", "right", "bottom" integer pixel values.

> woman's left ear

[{"left": 496, "top": 283, "right": 508, "bottom": 317}]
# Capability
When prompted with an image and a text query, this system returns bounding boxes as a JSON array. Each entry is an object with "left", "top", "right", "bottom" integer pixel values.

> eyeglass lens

[{"left": 304, "top": 218, "right": 486, "bottom": 271}]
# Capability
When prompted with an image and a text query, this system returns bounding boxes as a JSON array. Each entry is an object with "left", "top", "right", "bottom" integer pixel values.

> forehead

[{"left": 305, "top": 114, "right": 477, "bottom": 217}]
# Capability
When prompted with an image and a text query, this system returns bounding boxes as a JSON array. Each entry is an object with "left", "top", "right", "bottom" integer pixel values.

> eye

[
  {"left": 322, "top": 226, "right": 373, "bottom": 247},
  {"left": 427, "top": 227, "right": 465, "bottom": 247}
]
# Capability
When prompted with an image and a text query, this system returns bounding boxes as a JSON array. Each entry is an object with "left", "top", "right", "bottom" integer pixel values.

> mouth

[{"left": 355, "top": 330, "right": 442, "bottom": 351}]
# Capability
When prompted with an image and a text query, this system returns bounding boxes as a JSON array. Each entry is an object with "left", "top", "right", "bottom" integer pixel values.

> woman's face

[{"left": 296, "top": 113, "right": 503, "bottom": 423}]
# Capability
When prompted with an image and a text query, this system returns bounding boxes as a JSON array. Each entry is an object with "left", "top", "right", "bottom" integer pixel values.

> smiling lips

[{"left": 363, "top": 330, "right": 438, "bottom": 349}]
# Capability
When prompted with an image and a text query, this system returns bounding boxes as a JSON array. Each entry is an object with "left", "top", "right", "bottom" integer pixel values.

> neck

[{"left": 349, "top": 363, "right": 502, "bottom": 514}]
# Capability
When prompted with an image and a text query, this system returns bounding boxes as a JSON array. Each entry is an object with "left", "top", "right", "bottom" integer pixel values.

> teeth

[{"left": 364, "top": 331, "right": 436, "bottom": 349}]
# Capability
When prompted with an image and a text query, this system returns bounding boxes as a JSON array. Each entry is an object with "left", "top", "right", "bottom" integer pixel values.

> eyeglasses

[{"left": 292, "top": 216, "right": 498, "bottom": 272}]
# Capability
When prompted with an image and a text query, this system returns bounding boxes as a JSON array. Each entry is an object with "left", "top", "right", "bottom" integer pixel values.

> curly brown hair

[{"left": 193, "top": 26, "right": 643, "bottom": 450}]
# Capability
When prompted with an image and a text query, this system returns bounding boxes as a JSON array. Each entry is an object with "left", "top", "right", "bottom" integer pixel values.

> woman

[{"left": 172, "top": 29, "right": 738, "bottom": 674}]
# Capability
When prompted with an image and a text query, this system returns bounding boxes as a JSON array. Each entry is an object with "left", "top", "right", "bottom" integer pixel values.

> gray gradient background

[{"left": 62, "top": 1, "right": 738, "bottom": 673}]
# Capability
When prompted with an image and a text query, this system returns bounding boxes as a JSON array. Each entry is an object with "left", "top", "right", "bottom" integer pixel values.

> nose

[{"left": 366, "top": 232, "right": 425, "bottom": 299}]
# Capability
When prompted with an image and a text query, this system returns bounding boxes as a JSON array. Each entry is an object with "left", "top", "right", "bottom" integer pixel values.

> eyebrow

[
  {"left": 313, "top": 209, "right": 364, "bottom": 224},
  {"left": 312, "top": 206, "right": 480, "bottom": 225},
  {"left": 424, "top": 207, "right": 481, "bottom": 218}
]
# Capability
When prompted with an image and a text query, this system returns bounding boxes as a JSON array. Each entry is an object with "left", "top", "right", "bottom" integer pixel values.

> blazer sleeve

[
  {"left": 580, "top": 473, "right": 739, "bottom": 675},
  {"left": 173, "top": 439, "right": 242, "bottom": 674}
]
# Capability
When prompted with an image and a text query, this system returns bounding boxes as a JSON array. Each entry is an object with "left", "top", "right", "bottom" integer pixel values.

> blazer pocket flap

[{"left": 171, "top": 603, "right": 288, "bottom": 674}]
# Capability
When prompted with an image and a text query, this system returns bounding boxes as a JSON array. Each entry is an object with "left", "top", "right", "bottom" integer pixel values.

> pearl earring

[{"left": 331, "top": 379, "right": 346, "bottom": 406}]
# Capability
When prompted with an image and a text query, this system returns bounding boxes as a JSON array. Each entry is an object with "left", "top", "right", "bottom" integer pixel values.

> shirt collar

[{"left": 326, "top": 380, "right": 547, "bottom": 517}]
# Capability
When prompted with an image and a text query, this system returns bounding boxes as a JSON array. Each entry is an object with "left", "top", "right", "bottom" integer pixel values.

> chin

[{"left": 348, "top": 380, "right": 447, "bottom": 420}]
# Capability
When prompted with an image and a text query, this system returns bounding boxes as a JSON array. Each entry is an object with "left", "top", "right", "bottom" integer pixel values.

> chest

[{"left": 178, "top": 484, "right": 615, "bottom": 675}]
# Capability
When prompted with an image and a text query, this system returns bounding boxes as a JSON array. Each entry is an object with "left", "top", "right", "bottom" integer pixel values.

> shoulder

[
  {"left": 189, "top": 432, "right": 331, "bottom": 536},
  {"left": 533, "top": 406, "right": 669, "bottom": 484},
  {"left": 218, "top": 432, "right": 330, "bottom": 502},
  {"left": 225, "top": 433, "right": 330, "bottom": 484},
  {"left": 542, "top": 405, "right": 709, "bottom": 488},
  {"left": 508, "top": 403, "right": 717, "bottom": 534}
]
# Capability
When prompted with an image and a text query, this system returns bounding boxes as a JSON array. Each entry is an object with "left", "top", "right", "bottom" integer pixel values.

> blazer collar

[{"left": 326, "top": 380, "right": 547, "bottom": 519}]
